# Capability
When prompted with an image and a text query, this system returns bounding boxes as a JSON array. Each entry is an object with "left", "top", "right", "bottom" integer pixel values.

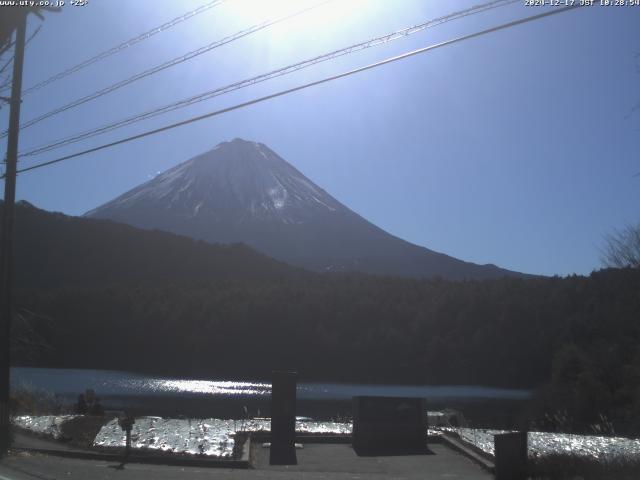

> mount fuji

[{"left": 86, "top": 138, "right": 524, "bottom": 279}]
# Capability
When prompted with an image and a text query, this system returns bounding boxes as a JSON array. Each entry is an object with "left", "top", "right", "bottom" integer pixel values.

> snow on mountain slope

[{"left": 86, "top": 138, "right": 526, "bottom": 280}]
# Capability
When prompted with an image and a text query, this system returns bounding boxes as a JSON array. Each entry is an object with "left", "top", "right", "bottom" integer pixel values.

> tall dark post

[
  {"left": 0, "top": 9, "right": 27, "bottom": 455},
  {"left": 270, "top": 370, "right": 297, "bottom": 465},
  {"left": 494, "top": 431, "right": 528, "bottom": 480}
]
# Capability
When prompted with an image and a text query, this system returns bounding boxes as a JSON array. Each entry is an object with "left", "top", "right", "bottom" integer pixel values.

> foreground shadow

[{"left": 353, "top": 446, "right": 435, "bottom": 457}]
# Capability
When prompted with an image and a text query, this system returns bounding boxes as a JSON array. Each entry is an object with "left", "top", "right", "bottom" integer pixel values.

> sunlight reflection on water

[
  {"left": 142, "top": 379, "right": 271, "bottom": 396},
  {"left": 11, "top": 367, "right": 530, "bottom": 401}
]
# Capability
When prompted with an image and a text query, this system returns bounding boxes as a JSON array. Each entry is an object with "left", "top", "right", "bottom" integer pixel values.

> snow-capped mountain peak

[
  {"left": 86, "top": 138, "right": 526, "bottom": 280},
  {"left": 88, "top": 138, "right": 339, "bottom": 225}
]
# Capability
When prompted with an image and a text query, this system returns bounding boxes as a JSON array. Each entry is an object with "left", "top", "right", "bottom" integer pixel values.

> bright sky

[{"left": 0, "top": 0, "right": 638, "bottom": 277}]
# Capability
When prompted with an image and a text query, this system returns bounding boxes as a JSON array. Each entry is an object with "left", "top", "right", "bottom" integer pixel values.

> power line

[
  {"left": 0, "top": 54, "right": 14, "bottom": 84},
  {"left": 0, "top": 0, "right": 332, "bottom": 137},
  {"left": 0, "top": 25, "right": 40, "bottom": 79},
  {"left": 10, "top": 4, "right": 583, "bottom": 178},
  {"left": 0, "top": 25, "right": 40, "bottom": 105},
  {"left": 0, "top": 0, "right": 231, "bottom": 96},
  {"left": 18, "top": 0, "right": 519, "bottom": 158}
]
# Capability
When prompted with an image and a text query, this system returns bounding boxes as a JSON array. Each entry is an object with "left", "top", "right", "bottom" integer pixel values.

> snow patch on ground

[
  {"left": 94, "top": 417, "right": 236, "bottom": 457},
  {"left": 12, "top": 415, "right": 79, "bottom": 439},
  {"left": 448, "top": 427, "right": 640, "bottom": 461},
  {"left": 14, "top": 415, "right": 640, "bottom": 461},
  {"left": 93, "top": 417, "right": 352, "bottom": 457}
]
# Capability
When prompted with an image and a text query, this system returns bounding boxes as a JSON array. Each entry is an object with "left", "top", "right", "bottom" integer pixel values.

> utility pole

[{"left": 0, "top": 8, "right": 27, "bottom": 455}]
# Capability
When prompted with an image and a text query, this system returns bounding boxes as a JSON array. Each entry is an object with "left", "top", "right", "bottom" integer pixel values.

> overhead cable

[
  {"left": 11, "top": 4, "right": 582, "bottom": 177},
  {"left": 0, "top": 0, "right": 231, "bottom": 96},
  {"left": 19, "top": 0, "right": 519, "bottom": 158},
  {"left": 3, "top": 0, "right": 332, "bottom": 136}
]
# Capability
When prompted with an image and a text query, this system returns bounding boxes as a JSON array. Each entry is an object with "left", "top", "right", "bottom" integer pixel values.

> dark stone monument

[
  {"left": 352, "top": 396, "right": 428, "bottom": 455},
  {"left": 270, "top": 370, "right": 297, "bottom": 465},
  {"left": 494, "top": 431, "right": 528, "bottom": 480}
]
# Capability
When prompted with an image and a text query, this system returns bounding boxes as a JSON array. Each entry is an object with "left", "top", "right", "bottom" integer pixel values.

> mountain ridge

[
  {"left": 4, "top": 200, "right": 301, "bottom": 290},
  {"left": 86, "top": 138, "right": 528, "bottom": 280}
]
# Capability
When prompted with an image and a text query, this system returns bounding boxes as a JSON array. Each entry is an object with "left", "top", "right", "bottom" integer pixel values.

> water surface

[
  {"left": 11, "top": 367, "right": 530, "bottom": 419},
  {"left": 12, "top": 367, "right": 529, "bottom": 400}
]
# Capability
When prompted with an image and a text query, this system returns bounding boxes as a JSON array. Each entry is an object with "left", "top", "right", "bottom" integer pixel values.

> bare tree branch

[{"left": 602, "top": 224, "right": 640, "bottom": 268}]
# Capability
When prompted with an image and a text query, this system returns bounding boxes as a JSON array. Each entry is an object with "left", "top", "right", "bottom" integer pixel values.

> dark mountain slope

[{"left": 4, "top": 201, "right": 301, "bottom": 289}]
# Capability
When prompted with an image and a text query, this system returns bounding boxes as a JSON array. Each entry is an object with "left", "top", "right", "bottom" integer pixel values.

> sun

[{"left": 226, "top": 0, "right": 365, "bottom": 37}]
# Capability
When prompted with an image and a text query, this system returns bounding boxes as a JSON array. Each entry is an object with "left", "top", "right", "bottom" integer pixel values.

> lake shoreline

[
  {"left": 12, "top": 364, "right": 536, "bottom": 391},
  {"left": 11, "top": 366, "right": 531, "bottom": 426}
]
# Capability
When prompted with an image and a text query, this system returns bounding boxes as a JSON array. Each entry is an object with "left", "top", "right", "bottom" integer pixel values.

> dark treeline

[
  {"left": 14, "top": 269, "right": 640, "bottom": 430},
  {"left": 6, "top": 202, "right": 640, "bottom": 431}
]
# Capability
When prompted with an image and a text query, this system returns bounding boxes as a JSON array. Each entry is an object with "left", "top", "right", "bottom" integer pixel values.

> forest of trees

[{"left": 6, "top": 201, "right": 640, "bottom": 432}]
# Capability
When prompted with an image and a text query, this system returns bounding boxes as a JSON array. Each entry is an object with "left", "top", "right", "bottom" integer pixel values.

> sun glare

[{"left": 227, "top": 0, "right": 365, "bottom": 38}]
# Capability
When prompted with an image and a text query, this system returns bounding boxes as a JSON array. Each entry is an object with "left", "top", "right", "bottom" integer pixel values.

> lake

[{"left": 11, "top": 367, "right": 530, "bottom": 423}]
